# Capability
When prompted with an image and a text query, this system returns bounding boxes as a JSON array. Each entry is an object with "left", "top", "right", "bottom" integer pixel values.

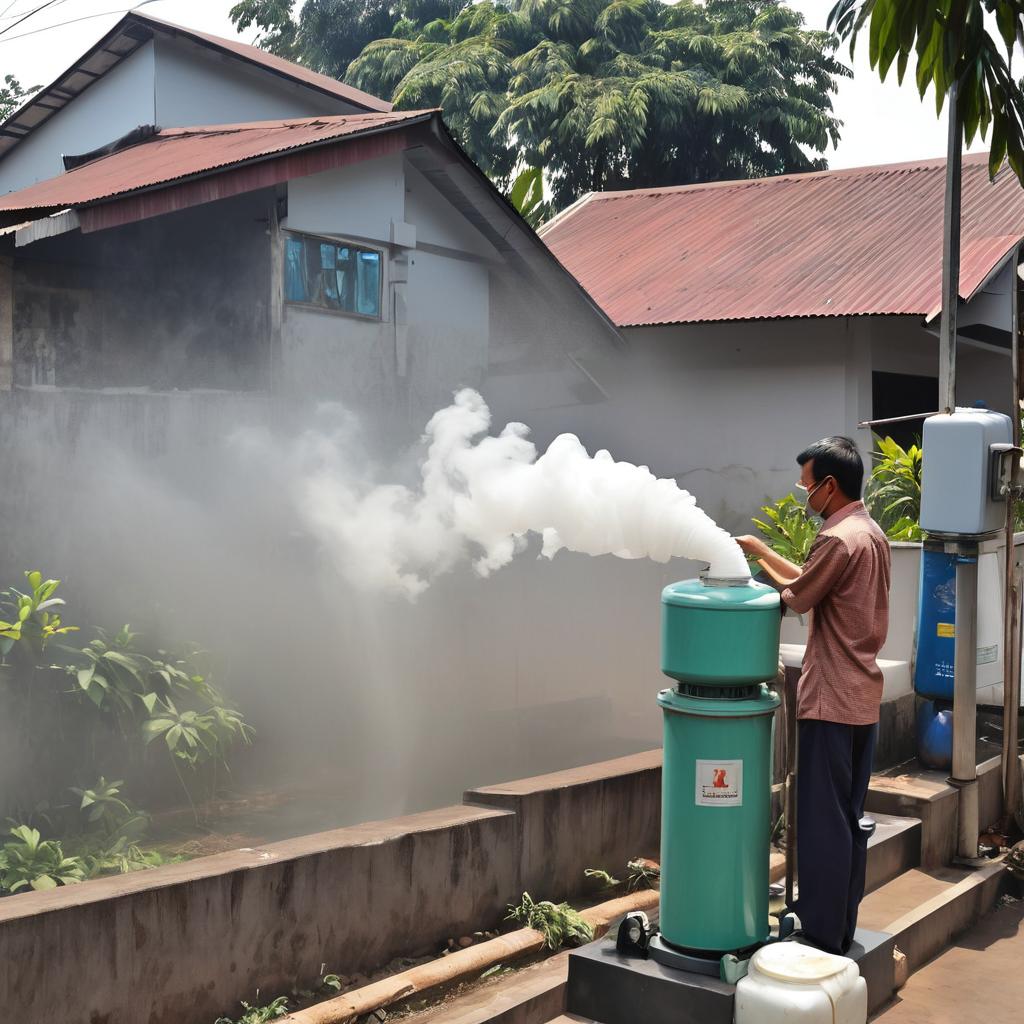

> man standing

[{"left": 736, "top": 436, "right": 891, "bottom": 955}]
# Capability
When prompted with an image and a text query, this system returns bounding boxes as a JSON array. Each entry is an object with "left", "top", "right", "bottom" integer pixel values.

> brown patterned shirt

[{"left": 781, "top": 501, "right": 891, "bottom": 725}]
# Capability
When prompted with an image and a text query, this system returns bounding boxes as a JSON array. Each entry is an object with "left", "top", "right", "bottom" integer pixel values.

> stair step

[{"left": 858, "top": 868, "right": 962, "bottom": 933}]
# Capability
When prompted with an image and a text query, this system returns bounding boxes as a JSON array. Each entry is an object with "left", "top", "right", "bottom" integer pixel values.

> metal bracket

[{"left": 719, "top": 953, "right": 750, "bottom": 985}]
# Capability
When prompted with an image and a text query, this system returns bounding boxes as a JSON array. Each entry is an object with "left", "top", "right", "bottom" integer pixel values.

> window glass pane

[
  {"left": 285, "top": 237, "right": 308, "bottom": 302},
  {"left": 320, "top": 243, "right": 340, "bottom": 307},
  {"left": 336, "top": 246, "right": 355, "bottom": 312},
  {"left": 356, "top": 251, "right": 380, "bottom": 317},
  {"left": 284, "top": 235, "right": 381, "bottom": 318}
]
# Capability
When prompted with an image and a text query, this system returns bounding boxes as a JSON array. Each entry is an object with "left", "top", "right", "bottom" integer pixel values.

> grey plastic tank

[{"left": 920, "top": 408, "right": 1013, "bottom": 536}]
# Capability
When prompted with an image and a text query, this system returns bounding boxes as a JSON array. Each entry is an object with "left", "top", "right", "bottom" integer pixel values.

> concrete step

[
  {"left": 867, "top": 756, "right": 1004, "bottom": 869},
  {"left": 403, "top": 816, "right": 920, "bottom": 1024},
  {"left": 859, "top": 857, "right": 1008, "bottom": 975}
]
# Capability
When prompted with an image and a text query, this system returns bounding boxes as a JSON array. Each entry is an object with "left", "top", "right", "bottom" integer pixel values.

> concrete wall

[
  {"left": 0, "top": 42, "right": 157, "bottom": 193},
  {"left": 281, "top": 153, "right": 495, "bottom": 424},
  {"left": 12, "top": 190, "right": 273, "bottom": 389},
  {"left": 595, "top": 313, "right": 1012, "bottom": 536},
  {"left": 0, "top": 752, "right": 661, "bottom": 1024},
  {"left": 152, "top": 35, "right": 347, "bottom": 127}
]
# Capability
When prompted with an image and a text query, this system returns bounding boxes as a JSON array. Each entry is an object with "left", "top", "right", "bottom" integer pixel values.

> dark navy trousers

[{"left": 795, "top": 719, "right": 878, "bottom": 955}]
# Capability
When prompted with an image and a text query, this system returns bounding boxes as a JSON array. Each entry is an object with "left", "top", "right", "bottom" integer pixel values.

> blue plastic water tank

[{"left": 914, "top": 546, "right": 957, "bottom": 701}]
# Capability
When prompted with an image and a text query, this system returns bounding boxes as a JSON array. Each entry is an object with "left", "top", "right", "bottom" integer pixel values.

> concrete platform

[{"left": 564, "top": 928, "right": 896, "bottom": 1024}]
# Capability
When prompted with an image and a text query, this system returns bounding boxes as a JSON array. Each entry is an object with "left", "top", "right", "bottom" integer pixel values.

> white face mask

[{"left": 797, "top": 476, "right": 830, "bottom": 520}]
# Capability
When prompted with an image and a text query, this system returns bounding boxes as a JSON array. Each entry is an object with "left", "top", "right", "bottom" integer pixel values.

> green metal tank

[{"left": 658, "top": 578, "right": 781, "bottom": 955}]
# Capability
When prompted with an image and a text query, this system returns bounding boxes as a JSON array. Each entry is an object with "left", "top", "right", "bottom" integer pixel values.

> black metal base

[
  {"left": 566, "top": 927, "right": 897, "bottom": 1024},
  {"left": 646, "top": 934, "right": 721, "bottom": 976}
]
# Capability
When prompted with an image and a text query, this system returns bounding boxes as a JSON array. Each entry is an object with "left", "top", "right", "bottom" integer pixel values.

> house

[
  {"left": 0, "top": 12, "right": 619, "bottom": 437},
  {"left": 541, "top": 154, "right": 1024, "bottom": 530}
]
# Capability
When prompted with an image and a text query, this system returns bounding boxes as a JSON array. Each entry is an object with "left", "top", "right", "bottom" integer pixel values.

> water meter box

[
  {"left": 661, "top": 580, "right": 781, "bottom": 686},
  {"left": 920, "top": 408, "right": 1013, "bottom": 536},
  {"left": 735, "top": 944, "right": 867, "bottom": 1024}
]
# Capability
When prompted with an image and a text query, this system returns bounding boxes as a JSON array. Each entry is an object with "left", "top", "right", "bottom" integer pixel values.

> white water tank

[
  {"left": 920, "top": 408, "right": 1013, "bottom": 536},
  {"left": 735, "top": 943, "right": 867, "bottom": 1024}
]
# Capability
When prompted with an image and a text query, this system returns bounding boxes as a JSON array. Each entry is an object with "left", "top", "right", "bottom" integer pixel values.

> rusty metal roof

[
  {"left": 0, "top": 12, "right": 390, "bottom": 165},
  {"left": 539, "top": 153, "right": 1024, "bottom": 327},
  {"left": 0, "top": 111, "right": 433, "bottom": 219}
]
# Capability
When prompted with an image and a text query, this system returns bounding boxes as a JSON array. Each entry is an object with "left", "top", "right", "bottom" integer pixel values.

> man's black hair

[{"left": 796, "top": 436, "right": 863, "bottom": 499}]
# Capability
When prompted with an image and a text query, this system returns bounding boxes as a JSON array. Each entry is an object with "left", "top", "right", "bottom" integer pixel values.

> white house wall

[
  {"left": 281, "top": 153, "right": 492, "bottom": 425},
  {"left": 403, "top": 162, "right": 499, "bottom": 259},
  {"left": 152, "top": 35, "right": 347, "bottom": 128},
  {"left": 564, "top": 318, "right": 862, "bottom": 535},
  {"left": 0, "top": 42, "right": 157, "bottom": 193}
]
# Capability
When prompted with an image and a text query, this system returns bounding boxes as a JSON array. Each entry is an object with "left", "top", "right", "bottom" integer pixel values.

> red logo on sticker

[{"left": 712, "top": 769, "right": 728, "bottom": 788}]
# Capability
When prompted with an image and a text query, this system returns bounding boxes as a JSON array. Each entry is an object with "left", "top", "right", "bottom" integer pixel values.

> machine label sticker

[
  {"left": 977, "top": 644, "right": 998, "bottom": 666},
  {"left": 937, "top": 623, "right": 955, "bottom": 638},
  {"left": 695, "top": 759, "right": 743, "bottom": 807}
]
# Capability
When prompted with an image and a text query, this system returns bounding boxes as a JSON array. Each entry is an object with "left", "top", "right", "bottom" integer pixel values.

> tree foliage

[
  {"left": 0, "top": 75, "right": 33, "bottom": 123},
  {"left": 237, "top": 0, "right": 848, "bottom": 212},
  {"left": 828, "top": 0, "right": 1024, "bottom": 182}
]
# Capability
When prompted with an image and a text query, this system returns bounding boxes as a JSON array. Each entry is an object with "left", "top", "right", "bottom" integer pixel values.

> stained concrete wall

[
  {"left": 0, "top": 752, "right": 661, "bottom": 1024},
  {"left": 12, "top": 190, "right": 273, "bottom": 389}
]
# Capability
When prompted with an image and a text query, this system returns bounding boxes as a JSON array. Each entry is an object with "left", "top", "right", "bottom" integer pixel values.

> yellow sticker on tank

[{"left": 937, "top": 623, "right": 955, "bottom": 638}]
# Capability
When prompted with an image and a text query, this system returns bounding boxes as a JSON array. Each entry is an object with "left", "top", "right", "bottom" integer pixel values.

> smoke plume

[{"left": 264, "top": 388, "right": 749, "bottom": 598}]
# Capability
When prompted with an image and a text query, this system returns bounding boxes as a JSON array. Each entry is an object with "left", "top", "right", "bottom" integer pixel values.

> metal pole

[
  {"left": 1003, "top": 248, "right": 1023, "bottom": 831},
  {"left": 939, "top": 79, "right": 962, "bottom": 414},
  {"left": 952, "top": 545, "right": 980, "bottom": 861}
]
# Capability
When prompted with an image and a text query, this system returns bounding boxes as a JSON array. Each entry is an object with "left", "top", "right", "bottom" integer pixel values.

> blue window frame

[{"left": 284, "top": 233, "right": 382, "bottom": 319}]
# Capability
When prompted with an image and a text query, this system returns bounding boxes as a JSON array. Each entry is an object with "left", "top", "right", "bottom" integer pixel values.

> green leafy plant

[
  {"left": 829, "top": 0, "right": 1024, "bottom": 183},
  {"left": 508, "top": 166, "right": 548, "bottom": 228},
  {"left": 751, "top": 494, "right": 819, "bottom": 565},
  {"left": 0, "top": 825, "right": 87, "bottom": 893},
  {"left": 626, "top": 857, "right": 660, "bottom": 892},
  {"left": 864, "top": 435, "right": 924, "bottom": 542},
  {"left": 583, "top": 867, "right": 621, "bottom": 891},
  {"left": 70, "top": 777, "right": 132, "bottom": 830},
  {"left": 1, "top": 571, "right": 77, "bottom": 657},
  {"left": 505, "top": 892, "right": 593, "bottom": 950},
  {"left": 215, "top": 995, "right": 289, "bottom": 1024}
]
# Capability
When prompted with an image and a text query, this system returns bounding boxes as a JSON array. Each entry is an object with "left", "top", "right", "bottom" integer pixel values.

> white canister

[{"left": 735, "top": 942, "right": 867, "bottom": 1024}]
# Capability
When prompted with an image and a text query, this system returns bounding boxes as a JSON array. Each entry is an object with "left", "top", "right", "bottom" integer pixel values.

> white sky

[{"left": 0, "top": 0, "right": 988, "bottom": 170}]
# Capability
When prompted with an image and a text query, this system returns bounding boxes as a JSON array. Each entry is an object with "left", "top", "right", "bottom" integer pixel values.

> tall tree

[
  {"left": 347, "top": 0, "right": 848, "bottom": 210},
  {"left": 230, "top": 0, "right": 462, "bottom": 78},
  {"left": 828, "top": 0, "right": 1024, "bottom": 182},
  {"left": 0, "top": 75, "right": 33, "bottom": 122}
]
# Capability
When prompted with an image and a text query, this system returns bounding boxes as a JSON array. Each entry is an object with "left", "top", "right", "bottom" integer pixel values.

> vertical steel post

[
  {"left": 939, "top": 80, "right": 962, "bottom": 414},
  {"left": 953, "top": 546, "right": 979, "bottom": 860},
  {"left": 1003, "top": 248, "right": 1023, "bottom": 830}
]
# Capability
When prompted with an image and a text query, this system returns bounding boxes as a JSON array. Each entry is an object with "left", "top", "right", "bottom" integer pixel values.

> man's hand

[{"left": 734, "top": 534, "right": 770, "bottom": 560}]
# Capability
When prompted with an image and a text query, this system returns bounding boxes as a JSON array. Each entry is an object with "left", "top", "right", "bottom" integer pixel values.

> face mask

[{"left": 798, "top": 477, "right": 830, "bottom": 520}]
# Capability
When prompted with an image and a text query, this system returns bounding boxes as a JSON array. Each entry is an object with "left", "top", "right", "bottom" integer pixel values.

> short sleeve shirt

[{"left": 781, "top": 501, "right": 891, "bottom": 725}]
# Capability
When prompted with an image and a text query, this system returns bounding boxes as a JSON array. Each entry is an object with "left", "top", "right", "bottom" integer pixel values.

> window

[{"left": 284, "top": 233, "right": 382, "bottom": 318}]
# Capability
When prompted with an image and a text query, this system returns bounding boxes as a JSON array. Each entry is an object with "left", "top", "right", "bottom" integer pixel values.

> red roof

[
  {"left": 0, "top": 12, "right": 390, "bottom": 165},
  {"left": 0, "top": 111, "right": 433, "bottom": 217},
  {"left": 539, "top": 153, "right": 1024, "bottom": 327}
]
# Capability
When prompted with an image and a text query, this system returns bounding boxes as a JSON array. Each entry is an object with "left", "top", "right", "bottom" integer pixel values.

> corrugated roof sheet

[
  {"left": 0, "top": 111, "right": 433, "bottom": 218},
  {"left": 0, "top": 12, "right": 390, "bottom": 164},
  {"left": 539, "top": 153, "right": 1024, "bottom": 327}
]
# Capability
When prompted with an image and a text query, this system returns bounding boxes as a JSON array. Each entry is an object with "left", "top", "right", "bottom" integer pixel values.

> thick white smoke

[{"left": 288, "top": 389, "right": 749, "bottom": 598}]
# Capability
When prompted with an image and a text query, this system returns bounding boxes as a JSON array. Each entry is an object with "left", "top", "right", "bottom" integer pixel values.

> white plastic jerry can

[{"left": 735, "top": 943, "right": 867, "bottom": 1024}]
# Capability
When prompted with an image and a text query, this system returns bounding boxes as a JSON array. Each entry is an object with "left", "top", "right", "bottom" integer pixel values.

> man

[{"left": 736, "top": 436, "right": 891, "bottom": 956}]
